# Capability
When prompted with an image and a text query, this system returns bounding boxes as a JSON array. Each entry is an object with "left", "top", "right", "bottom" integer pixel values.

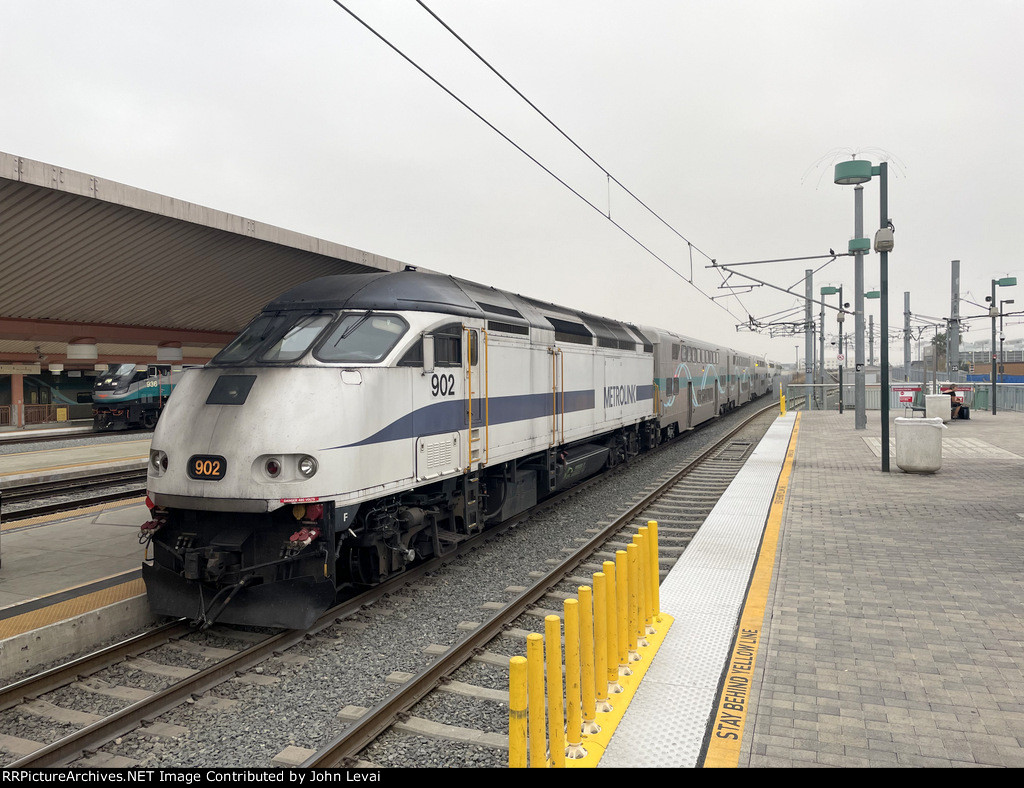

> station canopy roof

[{"left": 0, "top": 151, "right": 411, "bottom": 370}]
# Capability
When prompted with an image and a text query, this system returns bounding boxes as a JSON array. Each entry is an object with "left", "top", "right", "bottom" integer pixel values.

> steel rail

[
  {"left": 0, "top": 620, "right": 191, "bottom": 713},
  {"left": 304, "top": 400, "right": 782, "bottom": 767}
]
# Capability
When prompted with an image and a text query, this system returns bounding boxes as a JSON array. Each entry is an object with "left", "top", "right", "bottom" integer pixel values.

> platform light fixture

[
  {"left": 1000, "top": 299, "right": 1015, "bottom": 383},
  {"left": 835, "top": 159, "right": 892, "bottom": 469},
  {"left": 987, "top": 277, "right": 1017, "bottom": 413}
]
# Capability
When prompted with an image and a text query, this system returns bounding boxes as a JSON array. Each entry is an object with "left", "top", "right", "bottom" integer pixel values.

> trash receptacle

[
  {"left": 925, "top": 394, "right": 951, "bottom": 421},
  {"left": 895, "top": 416, "right": 946, "bottom": 473}
]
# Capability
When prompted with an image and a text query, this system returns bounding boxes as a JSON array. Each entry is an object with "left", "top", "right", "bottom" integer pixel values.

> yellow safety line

[
  {"left": 703, "top": 412, "right": 801, "bottom": 768},
  {"left": 0, "top": 578, "right": 146, "bottom": 640},
  {"left": 1, "top": 497, "right": 147, "bottom": 532}
]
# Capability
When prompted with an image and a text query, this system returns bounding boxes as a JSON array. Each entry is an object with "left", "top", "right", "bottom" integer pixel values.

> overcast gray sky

[{"left": 2, "top": 1, "right": 1020, "bottom": 365}]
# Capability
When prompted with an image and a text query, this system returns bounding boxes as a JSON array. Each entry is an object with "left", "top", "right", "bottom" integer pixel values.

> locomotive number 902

[
  {"left": 187, "top": 455, "right": 227, "bottom": 480},
  {"left": 430, "top": 373, "right": 456, "bottom": 397}
]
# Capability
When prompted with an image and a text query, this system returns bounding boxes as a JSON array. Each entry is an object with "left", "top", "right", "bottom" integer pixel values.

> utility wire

[
  {"left": 414, "top": 2, "right": 714, "bottom": 262},
  {"left": 327, "top": 1, "right": 743, "bottom": 320},
  {"left": 413, "top": 1, "right": 753, "bottom": 318}
]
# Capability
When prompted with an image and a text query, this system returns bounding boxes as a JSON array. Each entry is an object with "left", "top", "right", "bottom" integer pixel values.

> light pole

[
  {"left": 866, "top": 290, "right": 880, "bottom": 367},
  {"left": 1000, "top": 299, "right": 1014, "bottom": 382},
  {"left": 821, "top": 286, "right": 849, "bottom": 413},
  {"left": 986, "top": 277, "right": 1017, "bottom": 413},
  {"left": 834, "top": 159, "right": 893, "bottom": 469}
]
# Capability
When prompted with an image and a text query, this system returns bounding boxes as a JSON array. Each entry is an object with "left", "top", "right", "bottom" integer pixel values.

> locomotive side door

[
  {"left": 463, "top": 326, "right": 488, "bottom": 468},
  {"left": 413, "top": 324, "right": 464, "bottom": 484}
]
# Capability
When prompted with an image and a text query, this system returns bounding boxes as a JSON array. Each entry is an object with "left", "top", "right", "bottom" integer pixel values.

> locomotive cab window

[
  {"left": 213, "top": 312, "right": 293, "bottom": 365},
  {"left": 214, "top": 311, "right": 337, "bottom": 365},
  {"left": 259, "top": 313, "right": 334, "bottom": 362},
  {"left": 315, "top": 314, "right": 409, "bottom": 364},
  {"left": 431, "top": 324, "right": 463, "bottom": 368},
  {"left": 398, "top": 324, "right": 471, "bottom": 368}
]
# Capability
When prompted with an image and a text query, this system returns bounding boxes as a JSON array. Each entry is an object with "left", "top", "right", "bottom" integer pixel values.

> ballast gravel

[{"left": 4, "top": 408, "right": 773, "bottom": 768}]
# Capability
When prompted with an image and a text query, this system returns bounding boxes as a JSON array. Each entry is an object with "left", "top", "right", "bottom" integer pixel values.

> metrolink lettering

[{"left": 604, "top": 384, "right": 637, "bottom": 408}]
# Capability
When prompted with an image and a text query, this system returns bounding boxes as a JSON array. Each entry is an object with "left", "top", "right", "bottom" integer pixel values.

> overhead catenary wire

[
  {"left": 327, "top": 0, "right": 745, "bottom": 321},
  {"left": 414, "top": 1, "right": 716, "bottom": 264},
  {"left": 414, "top": 0, "right": 754, "bottom": 318}
]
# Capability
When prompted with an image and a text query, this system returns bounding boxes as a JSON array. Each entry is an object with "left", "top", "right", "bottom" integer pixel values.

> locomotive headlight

[
  {"left": 298, "top": 456, "right": 318, "bottom": 478},
  {"left": 150, "top": 450, "right": 168, "bottom": 475}
]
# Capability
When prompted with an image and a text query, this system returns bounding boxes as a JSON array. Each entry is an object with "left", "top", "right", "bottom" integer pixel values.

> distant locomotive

[
  {"left": 141, "top": 269, "right": 778, "bottom": 628},
  {"left": 92, "top": 363, "right": 181, "bottom": 430}
]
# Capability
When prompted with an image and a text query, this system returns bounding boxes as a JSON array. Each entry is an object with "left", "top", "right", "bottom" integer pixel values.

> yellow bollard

[
  {"left": 780, "top": 394, "right": 787, "bottom": 416},
  {"left": 626, "top": 542, "right": 642, "bottom": 660},
  {"left": 578, "top": 586, "right": 599, "bottom": 734},
  {"left": 615, "top": 550, "right": 633, "bottom": 674},
  {"left": 647, "top": 520, "right": 661, "bottom": 623},
  {"left": 603, "top": 560, "right": 624, "bottom": 692},
  {"left": 509, "top": 656, "right": 528, "bottom": 768},
  {"left": 526, "top": 632, "right": 546, "bottom": 768},
  {"left": 563, "top": 599, "right": 586, "bottom": 759},
  {"left": 637, "top": 528, "right": 655, "bottom": 635},
  {"left": 634, "top": 530, "right": 651, "bottom": 643},
  {"left": 545, "top": 614, "right": 566, "bottom": 768},
  {"left": 591, "top": 573, "right": 612, "bottom": 712}
]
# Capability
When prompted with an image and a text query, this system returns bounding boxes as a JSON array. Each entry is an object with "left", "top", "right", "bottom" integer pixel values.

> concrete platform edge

[{"left": 0, "top": 595, "right": 155, "bottom": 680}]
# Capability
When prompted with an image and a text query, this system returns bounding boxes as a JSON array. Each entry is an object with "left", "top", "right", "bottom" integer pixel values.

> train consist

[
  {"left": 141, "top": 269, "right": 779, "bottom": 628},
  {"left": 92, "top": 363, "right": 183, "bottom": 430}
]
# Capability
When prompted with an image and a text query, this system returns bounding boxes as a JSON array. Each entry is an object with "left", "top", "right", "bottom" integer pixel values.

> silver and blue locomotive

[{"left": 142, "top": 269, "right": 776, "bottom": 628}]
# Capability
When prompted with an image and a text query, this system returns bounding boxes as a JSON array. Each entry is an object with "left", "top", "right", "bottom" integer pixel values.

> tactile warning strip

[
  {"left": 0, "top": 576, "right": 145, "bottom": 640},
  {"left": 1, "top": 497, "right": 147, "bottom": 532},
  {"left": 599, "top": 415, "right": 796, "bottom": 768}
]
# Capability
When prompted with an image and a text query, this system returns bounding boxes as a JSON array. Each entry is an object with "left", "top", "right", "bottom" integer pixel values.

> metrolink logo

[{"left": 604, "top": 384, "right": 637, "bottom": 408}]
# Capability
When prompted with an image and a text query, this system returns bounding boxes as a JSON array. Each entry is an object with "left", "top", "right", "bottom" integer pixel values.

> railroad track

[
  {"left": 1, "top": 469, "right": 149, "bottom": 521},
  {"left": 302, "top": 401, "right": 779, "bottom": 768},
  {"left": 0, "top": 399, "right": 786, "bottom": 768},
  {"left": 0, "top": 428, "right": 151, "bottom": 449}
]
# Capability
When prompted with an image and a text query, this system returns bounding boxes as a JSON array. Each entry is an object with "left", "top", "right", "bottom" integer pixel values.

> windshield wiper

[{"left": 331, "top": 311, "right": 372, "bottom": 348}]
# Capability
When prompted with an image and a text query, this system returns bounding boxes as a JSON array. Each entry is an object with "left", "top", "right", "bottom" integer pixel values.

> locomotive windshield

[
  {"left": 94, "top": 364, "right": 143, "bottom": 391},
  {"left": 212, "top": 311, "right": 334, "bottom": 365},
  {"left": 211, "top": 310, "right": 408, "bottom": 365},
  {"left": 314, "top": 314, "right": 408, "bottom": 363},
  {"left": 259, "top": 313, "right": 334, "bottom": 362}
]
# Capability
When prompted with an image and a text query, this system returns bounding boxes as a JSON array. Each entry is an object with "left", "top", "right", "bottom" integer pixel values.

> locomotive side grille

[
  {"left": 426, "top": 439, "right": 452, "bottom": 469},
  {"left": 417, "top": 433, "right": 461, "bottom": 479},
  {"left": 486, "top": 320, "right": 529, "bottom": 336}
]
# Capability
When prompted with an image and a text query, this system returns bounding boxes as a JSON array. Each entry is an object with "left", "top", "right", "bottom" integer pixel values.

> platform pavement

[
  {"left": 0, "top": 435, "right": 150, "bottom": 487},
  {"left": 598, "top": 407, "right": 1024, "bottom": 769},
  {"left": 0, "top": 420, "right": 94, "bottom": 440},
  {"left": 739, "top": 409, "right": 1024, "bottom": 768},
  {"left": 0, "top": 502, "right": 149, "bottom": 609}
]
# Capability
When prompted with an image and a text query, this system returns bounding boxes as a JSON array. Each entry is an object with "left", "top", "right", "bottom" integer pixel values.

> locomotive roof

[{"left": 264, "top": 269, "right": 651, "bottom": 347}]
